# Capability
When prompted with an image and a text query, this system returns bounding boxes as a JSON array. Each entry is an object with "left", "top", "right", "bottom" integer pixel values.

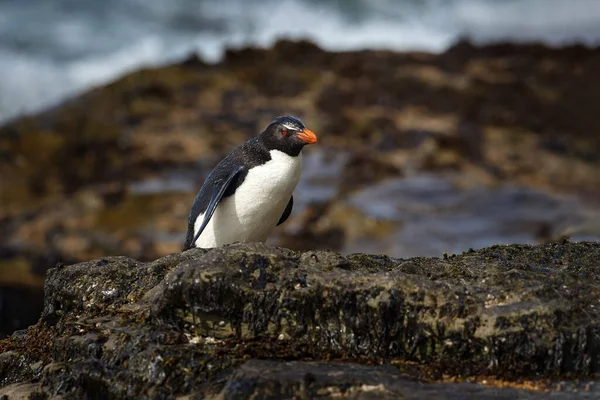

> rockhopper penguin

[{"left": 183, "top": 116, "right": 317, "bottom": 250}]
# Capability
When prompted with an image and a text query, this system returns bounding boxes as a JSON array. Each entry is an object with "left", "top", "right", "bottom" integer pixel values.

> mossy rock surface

[{"left": 1, "top": 241, "right": 599, "bottom": 398}]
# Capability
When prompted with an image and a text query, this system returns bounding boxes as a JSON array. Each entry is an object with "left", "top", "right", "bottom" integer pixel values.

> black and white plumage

[{"left": 183, "top": 116, "right": 317, "bottom": 250}]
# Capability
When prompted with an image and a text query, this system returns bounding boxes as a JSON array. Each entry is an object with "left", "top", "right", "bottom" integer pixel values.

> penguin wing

[
  {"left": 277, "top": 196, "right": 293, "bottom": 226},
  {"left": 190, "top": 164, "right": 245, "bottom": 246}
]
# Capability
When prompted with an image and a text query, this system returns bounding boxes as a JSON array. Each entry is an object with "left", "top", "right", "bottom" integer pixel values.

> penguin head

[{"left": 259, "top": 115, "right": 317, "bottom": 156}]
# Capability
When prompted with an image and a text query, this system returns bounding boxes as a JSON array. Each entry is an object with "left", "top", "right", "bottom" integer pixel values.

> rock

[
  {"left": 0, "top": 351, "right": 42, "bottom": 388},
  {"left": 0, "top": 382, "right": 41, "bottom": 400},
  {"left": 1, "top": 241, "right": 599, "bottom": 398},
  {"left": 217, "top": 359, "right": 598, "bottom": 399}
]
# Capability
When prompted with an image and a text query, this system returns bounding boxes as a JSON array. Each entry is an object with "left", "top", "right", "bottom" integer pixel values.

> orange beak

[{"left": 296, "top": 128, "right": 318, "bottom": 144}]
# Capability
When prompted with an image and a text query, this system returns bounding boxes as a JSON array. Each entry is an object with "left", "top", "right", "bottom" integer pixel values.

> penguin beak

[{"left": 296, "top": 129, "right": 318, "bottom": 144}]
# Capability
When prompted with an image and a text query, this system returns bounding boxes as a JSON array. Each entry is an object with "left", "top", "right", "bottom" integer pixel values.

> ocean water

[{"left": 1, "top": 0, "right": 600, "bottom": 123}]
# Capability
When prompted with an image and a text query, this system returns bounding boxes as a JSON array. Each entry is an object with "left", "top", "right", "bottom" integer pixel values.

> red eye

[{"left": 282, "top": 130, "right": 287, "bottom": 136}]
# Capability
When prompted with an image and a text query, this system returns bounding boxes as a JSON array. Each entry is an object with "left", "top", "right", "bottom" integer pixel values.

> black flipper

[
  {"left": 277, "top": 196, "right": 293, "bottom": 226},
  {"left": 190, "top": 164, "right": 245, "bottom": 247}
]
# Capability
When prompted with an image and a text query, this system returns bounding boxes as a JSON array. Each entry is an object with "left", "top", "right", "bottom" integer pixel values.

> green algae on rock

[{"left": 1, "top": 241, "right": 599, "bottom": 398}]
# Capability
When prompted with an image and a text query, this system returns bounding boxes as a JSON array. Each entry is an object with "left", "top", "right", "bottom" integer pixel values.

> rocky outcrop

[{"left": 1, "top": 241, "right": 599, "bottom": 398}]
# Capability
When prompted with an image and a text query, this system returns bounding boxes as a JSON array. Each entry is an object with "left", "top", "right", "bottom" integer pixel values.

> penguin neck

[{"left": 258, "top": 136, "right": 304, "bottom": 157}]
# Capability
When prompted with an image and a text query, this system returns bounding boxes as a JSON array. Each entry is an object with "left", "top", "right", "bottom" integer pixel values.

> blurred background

[
  {"left": 1, "top": 0, "right": 600, "bottom": 336},
  {"left": 3, "top": 0, "right": 600, "bottom": 123}
]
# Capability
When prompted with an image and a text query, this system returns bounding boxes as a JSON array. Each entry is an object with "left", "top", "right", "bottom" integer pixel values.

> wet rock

[
  {"left": 218, "top": 359, "right": 597, "bottom": 399},
  {"left": 0, "top": 242, "right": 599, "bottom": 398},
  {"left": 0, "top": 351, "right": 42, "bottom": 388}
]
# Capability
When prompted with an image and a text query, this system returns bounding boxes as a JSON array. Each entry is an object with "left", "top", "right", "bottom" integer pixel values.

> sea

[{"left": 1, "top": 0, "right": 600, "bottom": 123}]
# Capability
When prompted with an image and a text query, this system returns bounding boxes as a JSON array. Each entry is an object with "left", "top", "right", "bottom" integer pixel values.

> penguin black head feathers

[{"left": 259, "top": 115, "right": 317, "bottom": 156}]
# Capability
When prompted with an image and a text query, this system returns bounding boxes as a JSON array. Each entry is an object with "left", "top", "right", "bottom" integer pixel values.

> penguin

[{"left": 183, "top": 115, "right": 317, "bottom": 250}]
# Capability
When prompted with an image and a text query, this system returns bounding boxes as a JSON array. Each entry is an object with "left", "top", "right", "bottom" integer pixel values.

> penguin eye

[{"left": 281, "top": 130, "right": 287, "bottom": 136}]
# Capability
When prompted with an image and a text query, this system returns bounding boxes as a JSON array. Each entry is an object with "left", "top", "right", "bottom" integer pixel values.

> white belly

[{"left": 194, "top": 150, "right": 302, "bottom": 248}]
